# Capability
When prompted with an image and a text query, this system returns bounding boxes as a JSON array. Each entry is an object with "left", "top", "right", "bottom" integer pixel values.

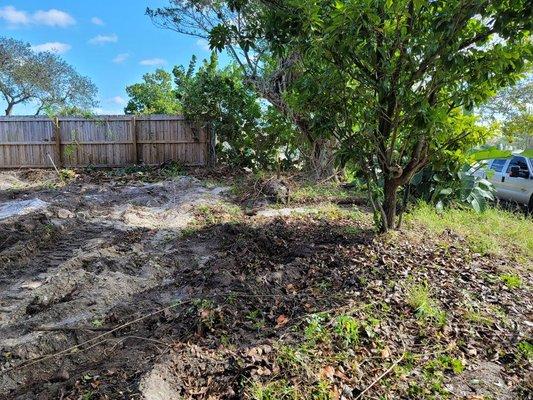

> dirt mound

[{"left": 0, "top": 173, "right": 229, "bottom": 399}]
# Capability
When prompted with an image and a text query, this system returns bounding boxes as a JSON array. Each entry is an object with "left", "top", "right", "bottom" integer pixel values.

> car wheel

[{"left": 529, "top": 194, "right": 533, "bottom": 215}]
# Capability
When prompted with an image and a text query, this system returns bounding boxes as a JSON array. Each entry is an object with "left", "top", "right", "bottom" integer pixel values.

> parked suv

[{"left": 476, "top": 155, "right": 533, "bottom": 210}]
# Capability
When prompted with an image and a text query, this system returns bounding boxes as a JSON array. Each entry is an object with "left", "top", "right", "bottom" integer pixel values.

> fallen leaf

[{"left": 275, "top": 314, "right": 289, "bottom": 328}]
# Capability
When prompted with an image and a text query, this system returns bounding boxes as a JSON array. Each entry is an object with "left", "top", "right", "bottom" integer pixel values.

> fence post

[
  {"left": 208, "top": 122, "right": 216, "bottom": 168},
  {"left": 53, "top": 117, "right": 63, "bottom": 168},
  {"left": 131, "top": 116, "right": 138, "bottom": 165}
]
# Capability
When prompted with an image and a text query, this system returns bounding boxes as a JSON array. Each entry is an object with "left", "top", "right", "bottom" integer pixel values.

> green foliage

[
  {"left": 249, "top": 380, "right": 297, "bottom": 400},
  {"left": 410, "top": 113, "right": 497, "bottom": 212},
  {"left": 263, "top": 0, "right": 532, "bottom": 231},
  {"left": 59, "top": 169, "right": 77, "bottom": 182},
  {"left": 175, "top": 53, "right": 299, "bottom": 170},
  {"left": 333, "top": 315, "right": 360, "bottom": 346},
  {"left": 499, "top": 273, "right": 522, "bottom": 289},
  {"left": 516, "top": 341, "right": 533, "bottom": 362},
  {"left": 304, "top": 314, "right": 330, "bottom": 345},
  {"left": 406, "top": 282, "right": 446, "bottom": 326},
  {"left": 125, "top": 69, "right": 181, "bottom": 115},
  {"left": 427, "top": 355, "right": 465, "bottom": 375},
  {"left": 478, "top": 73, "right": 533, "bottom": 149},
  {"left": 0, "top": 36, "right": 98, "bottom": 115}
]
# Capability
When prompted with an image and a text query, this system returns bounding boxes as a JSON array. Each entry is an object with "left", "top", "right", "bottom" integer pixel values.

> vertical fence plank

[
  {"left": 131, "top": 116, "right": 138, "bottom": 164},
  {"left": 53, "top": 117, "right": 63, "bottom": 168}
]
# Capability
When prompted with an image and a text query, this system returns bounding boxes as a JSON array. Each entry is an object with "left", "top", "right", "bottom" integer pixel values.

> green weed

[
  {"left": 499, "top": 273, "right": 522, "bottom": 289},
  {"left": 249, "top": 380, "right": 297, "bottom": 400},
  {"left": 334, "top": 315, "right": 360, "bottom": 346},
  {"left": 517, "top": 341, "right": 532, "bottom": 362},
  {"left": 304, "top": 314, "right": 330, "bottom": 345},
  {"left": 406, "top": 283, "right": 446, "bottom": 326}
]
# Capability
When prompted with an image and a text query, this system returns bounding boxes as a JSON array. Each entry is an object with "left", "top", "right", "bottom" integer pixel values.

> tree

[
  {"left": 175, "top": 54, "right": 299, "bottom": 169},
  {"left": 147, "top": 1, "right": 337, "bottom": 179},
  {"left": 124, "top": 69, "right": 181, "bottom": 114},
  {"left": 261, "top": 0, "right": 532, "bottom": 231},
  {"left": 0, "top": 37, "right": 98, "bottom": 116},
  {"left": 36, "top": 65, "right": 98, "bottom": 116},
  {"left": 478, "top": 73, "right": 533, "bottom": 149}
]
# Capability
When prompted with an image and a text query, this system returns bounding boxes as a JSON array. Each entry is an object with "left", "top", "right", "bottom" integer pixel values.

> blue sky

[{"left": 0, "top": 1, "right": 215, "bottom": 115}]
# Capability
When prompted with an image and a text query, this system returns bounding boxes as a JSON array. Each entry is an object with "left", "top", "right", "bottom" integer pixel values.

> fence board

[{"left": 0, "top": 115, "right": 210, "bottom": 168}]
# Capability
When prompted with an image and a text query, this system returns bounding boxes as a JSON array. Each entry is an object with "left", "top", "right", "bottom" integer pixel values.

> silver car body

[{"left": 475, "top": 155, "right": 533, "bottom": 206}]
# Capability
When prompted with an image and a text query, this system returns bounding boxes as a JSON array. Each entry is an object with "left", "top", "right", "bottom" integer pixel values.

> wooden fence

[{"left": 0, "top": 115, "right": 214, "bottom": 169}]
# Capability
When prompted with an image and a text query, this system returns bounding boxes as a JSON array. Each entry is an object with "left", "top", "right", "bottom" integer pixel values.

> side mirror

[{"left": 509, "top": 166, "right": 520, "bottom": 177}]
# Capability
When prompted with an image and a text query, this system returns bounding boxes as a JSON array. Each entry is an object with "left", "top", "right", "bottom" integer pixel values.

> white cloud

[
  {"left": 33, "top": 9, "right": 75, "bottom": 27},
  {"left": 91, "top": 17, "right": 104, "bottom": 26},
  {"left": 109, "top": 96, "right": 126, "bottom": 105},
  {"left": 0, "top": 6, "right": 75, "bottom": 27},
  {"left": 31, "top": 42, "right": 71, "bottom": 54},
  {"left": 139, "top": 58, "right": 167, "bottom": 66},
  {"left": 196, "top": 39, "right": 211, "bottom": 52},
  {"left": 88, "top": 34, "right": 118, "bottom": 45},
  {"left": 113, "top": 53, "right": 130, "bottom": 64},
  {"left": 0, "top": 6, "right": 30, "bottom": 25}
]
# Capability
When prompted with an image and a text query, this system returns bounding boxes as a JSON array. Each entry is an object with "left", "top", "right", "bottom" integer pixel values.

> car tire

[{"left": 529, "top": 195, "right": 533, "bottom": 216}]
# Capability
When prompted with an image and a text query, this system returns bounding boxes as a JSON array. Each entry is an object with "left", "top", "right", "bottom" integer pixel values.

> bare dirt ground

[{"left": 0, "top": 169, "right": 531, "bottom": 400}]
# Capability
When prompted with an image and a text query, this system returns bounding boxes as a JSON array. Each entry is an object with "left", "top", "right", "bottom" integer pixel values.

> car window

[
  {"left": 490, "top": 159, "right": 507, "bottom": 172},
  {"left": 506, "top": 156, "right": 530, "bottom": 173}
]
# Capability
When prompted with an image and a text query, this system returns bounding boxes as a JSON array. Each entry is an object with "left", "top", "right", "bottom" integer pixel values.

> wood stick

[{"left": 355, "top": 352, "right": 405, "bottom": 400}]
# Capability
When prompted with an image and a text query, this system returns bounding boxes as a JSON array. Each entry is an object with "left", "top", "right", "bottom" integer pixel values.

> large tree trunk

[
  {"left": 310, "top": 137, "right": 337, "bottom": 181},
  {"left": 382, "top": 178, "right": 399, "bottom": 232},
  {"left": 292, "top": 116, "right": 337, "bottom": 181}
]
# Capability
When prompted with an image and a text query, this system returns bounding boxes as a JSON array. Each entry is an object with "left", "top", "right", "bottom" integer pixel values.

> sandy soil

[{"left": 0, "top": 171, "right": 228, "bottom": 399}]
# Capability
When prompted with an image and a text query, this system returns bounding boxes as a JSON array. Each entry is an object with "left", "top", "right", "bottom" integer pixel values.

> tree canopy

[
  {"left": 124, "top": 69, "right": 181, "bottom": 115},
  {"left": 0, "top": 37, "right": 98, "bottom": 116},
  {"left": 478, "top": 73, "right": 533, "bottom": 149}
]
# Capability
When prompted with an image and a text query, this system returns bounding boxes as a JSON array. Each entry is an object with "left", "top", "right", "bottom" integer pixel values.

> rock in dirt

[
  {"left": 445, "top": 362, "right": 514, "bottom": 400},
  {"left": 263, "top": 178, "right": 290, "bottom": 204},
  {"left": 0, "top": 198, "right": 49, "bottom": 221},
  {"left": 57, "top": 208, "right": 74, "bottom": 219}
]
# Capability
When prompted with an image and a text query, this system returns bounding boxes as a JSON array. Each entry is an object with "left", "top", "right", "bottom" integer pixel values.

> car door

[
  {"left": 486, "top": 159, "right": 509, "bottom": 200},
  {"left": 500, "top": 156, "right": 532, "bottom": 204}
]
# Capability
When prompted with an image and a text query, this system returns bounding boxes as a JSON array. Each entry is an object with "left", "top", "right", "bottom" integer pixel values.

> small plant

[
  {"left": 406, "top": 282, "right": 446, "bottom": 326},
  {"left": 499, "top": 273, "right": 522, "bottom": 289},
  {"left": 516, "top": 341, "right": 532, "bottom": 362},
  {"left": 91, "top": 319, "right": 103, "bottom": 328},
  {"left": 304, "top": 314, "right": 330, "bottom": 345},
  {"left": 59, "top": 168, "right": 77, "bottom": 182},
  {"left": 427, "top": 355, "right": 465, "bottom": 375},
  {"left": 160, "top": 161, "right": 184, "bottom": 178},
  {"left": 464, "top": 306, "right": 495, "bottom": 326},
  {"left": 246, "top": 309, "right": 265, "bottom": 330},
  {"left": 275, "top": 345, "right": 307, "bottom": 369},
  {"left": 311, "top": 379, "right": 332, "bottom": 400},
  {"left": 334, "top": 315, "right": 360, "bottom": 347},
  {"left": 249, "top": 380, "right": 297, "bottom": 400}
]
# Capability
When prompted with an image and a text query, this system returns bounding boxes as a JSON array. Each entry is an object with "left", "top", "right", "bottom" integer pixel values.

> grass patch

[
  {"left": 406, "top": 282, "right": 446, "bottom": 326},
  {"left": 499, "top": 273, "right": 522, "bottom": 289},
  {"left": 517, "top": 341, "right": 533, "bottom": 362},
  {"left": 249, "top": 380, "right": 297, "bottom": 400},
  {"left": 407, "top": 203, "right": 533, "bottom": 261},
  {"left": 290, "top": 182, "right": 355, "bottom": 204}
]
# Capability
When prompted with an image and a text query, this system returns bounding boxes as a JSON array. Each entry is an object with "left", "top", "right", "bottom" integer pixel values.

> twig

[
  {"left": 47, "top": 153, "right": 61, "bottom": 176},
  {"left": 354, "top": 352, "right": 406, "bottom": 400}
]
